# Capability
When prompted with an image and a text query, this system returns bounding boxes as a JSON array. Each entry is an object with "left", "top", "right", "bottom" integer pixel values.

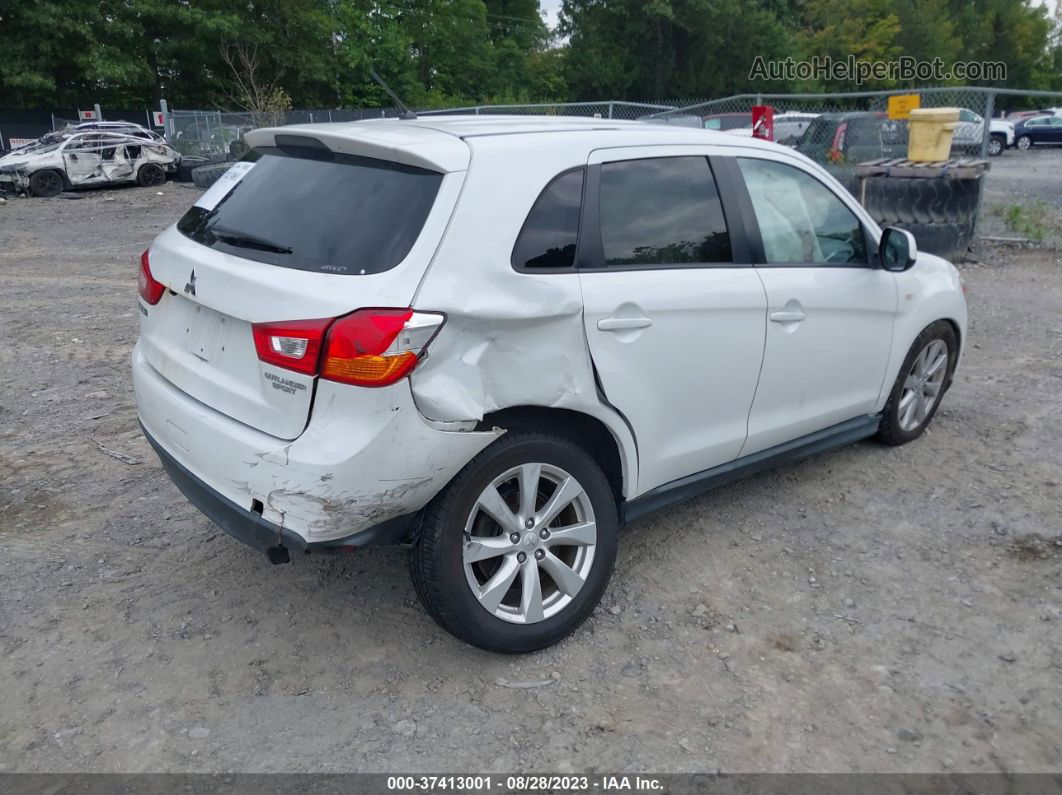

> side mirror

[{"left": 879, "top": 227, "right": 918, "bottom": 272}]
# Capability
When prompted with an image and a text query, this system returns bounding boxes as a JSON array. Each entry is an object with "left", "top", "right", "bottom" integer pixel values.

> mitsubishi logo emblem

[{"left": 184, "top": 269, "right": 197, "bottom": 296}]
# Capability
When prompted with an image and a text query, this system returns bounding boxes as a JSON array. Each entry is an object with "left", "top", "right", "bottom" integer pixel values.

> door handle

[
  {"left": 597, "top": 316, "right": 653, "bottom": 331},
  {"left": 770, "top": 310, "right": 806, "bottom": 323}
]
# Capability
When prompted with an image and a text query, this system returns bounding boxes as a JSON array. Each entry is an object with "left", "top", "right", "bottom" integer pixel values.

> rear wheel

[
  {"left": 137, "top": 163, "right": 166, "bottom": 188},
  {"left": 28, "top": 169, "right": 63, "bottom": 198},
  {"left": 409, "top": 432, "right": 619, "bottom": 653},
  {"left": 877, "top": 321, "right": 957, "bottom": 446}
]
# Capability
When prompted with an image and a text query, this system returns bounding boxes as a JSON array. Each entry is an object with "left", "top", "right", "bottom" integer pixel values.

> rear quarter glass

[{"left": 177, "top": 146, "right": 443, "bottom": 275}]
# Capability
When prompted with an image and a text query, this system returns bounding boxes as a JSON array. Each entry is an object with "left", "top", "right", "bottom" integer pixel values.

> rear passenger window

[
  {"left": 512, "top": 168, "right": 584, "bottom": 270},
  {"left": 598, "top": 157, "right": 731, "bottom": 266}
]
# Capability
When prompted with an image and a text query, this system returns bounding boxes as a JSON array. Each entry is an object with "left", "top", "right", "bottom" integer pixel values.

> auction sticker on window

[{"left": 194, "top": 161, "right": 256, "bottom": 211}]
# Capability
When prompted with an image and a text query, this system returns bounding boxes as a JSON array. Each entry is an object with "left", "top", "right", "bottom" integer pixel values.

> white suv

[{"left": 133, "top": 116, "right": 967, "bottom": 653}]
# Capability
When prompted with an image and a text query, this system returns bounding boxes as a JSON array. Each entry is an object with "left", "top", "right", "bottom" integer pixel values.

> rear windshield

[{"left": 177, "top": 146, "right": 443, "bottom": 274}]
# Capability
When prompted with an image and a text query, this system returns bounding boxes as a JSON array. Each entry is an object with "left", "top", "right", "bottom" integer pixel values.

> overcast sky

[{"left": 540, "top": 0, "right": 562, "bottom": 30}]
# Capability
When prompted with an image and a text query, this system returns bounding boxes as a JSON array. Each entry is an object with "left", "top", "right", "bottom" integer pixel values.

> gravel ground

[
  {"left": 979, "top": 147, "right": 1062, "bottom": 246},
  {"left": 0, "top": 161, "right": 1060, "bottom": 775}
]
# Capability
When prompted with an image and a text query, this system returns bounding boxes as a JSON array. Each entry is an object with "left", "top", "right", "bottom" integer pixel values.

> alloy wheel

[
  {"left": 463, "top": 463, "right": 597, "bottom": 625},
  {"left": 897, "top": 339, "right": 948, "bottom": 432}
]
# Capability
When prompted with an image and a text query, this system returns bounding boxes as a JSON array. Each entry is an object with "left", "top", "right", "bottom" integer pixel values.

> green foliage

[
  {"left": 0, "top": 0, "right": 1059, "bottom": 110},
  {"left": 995, "top": 201, "right": 1057, "bottom": 241},
  {"left": 559, "top": 0, "right": 795, "bottom": 100},
  {"left": 0, "top": 0, "right": 565, "bottom": 109}
]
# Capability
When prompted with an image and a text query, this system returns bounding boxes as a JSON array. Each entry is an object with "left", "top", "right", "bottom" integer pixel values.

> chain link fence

[
  {"left": 650, "top": 87, "right": 1002, "bottom": 194},
  {"left": 166, "top": 102, "right": 677, "bottom": 159}
]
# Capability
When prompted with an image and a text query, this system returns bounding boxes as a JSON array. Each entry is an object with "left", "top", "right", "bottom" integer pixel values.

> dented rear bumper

[
  {"left": 141, "top": 423, "right": 414, "bottom": 560},
  {"left": 133, "top": 342, "right": 501, "bottom": 551}
]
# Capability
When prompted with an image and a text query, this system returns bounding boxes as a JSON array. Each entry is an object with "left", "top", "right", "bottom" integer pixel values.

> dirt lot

[{"left": 0, "top": 154, "right": 1060, "bottom": 774}]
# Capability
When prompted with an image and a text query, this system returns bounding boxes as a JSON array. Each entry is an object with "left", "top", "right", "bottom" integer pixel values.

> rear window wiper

[{"left": 208, "top": 224, "right": 293, "bottom": 255}]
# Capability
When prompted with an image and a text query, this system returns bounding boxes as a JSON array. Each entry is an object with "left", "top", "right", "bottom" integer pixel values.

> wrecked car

[
  {"left": 134, "top": 116, "right": 967, "bottom": 653},
  {"left": 0, "top": 130, "right": 179, "bottom": 197}
]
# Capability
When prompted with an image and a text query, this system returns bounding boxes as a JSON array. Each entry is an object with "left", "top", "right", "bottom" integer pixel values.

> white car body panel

[
  {"left": 133, "top": 115, "right": 967, "bottom": 549},
  {"left": 134, "top": 344, "right": 500, "bottom": 541},
  {"left": 954, "top": 112, "right": 1015, "bottom": 148},
  {"left": 407, "top": 133, "right": 640, "bottom": 496},
  {"left": 578, "top": 145, "right": 767, "bottom": 492},
  {"left": 580, "top": 265, "right": 767, "bottom": 491},
  {"left": 875, "top": 251, "right": 967, "bottom": 410},
  {"left": 743, "top": 265, "right": 897, "bottom": 454}
]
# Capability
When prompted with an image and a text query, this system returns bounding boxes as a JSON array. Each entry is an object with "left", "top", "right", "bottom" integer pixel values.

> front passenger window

[{"left": 737, "top": 158, "right": 867, "bottom": 265}]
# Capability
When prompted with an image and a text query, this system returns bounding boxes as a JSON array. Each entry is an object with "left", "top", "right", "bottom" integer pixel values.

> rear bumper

[
  {"left": 133, "top": 342, "right": 500, "bottom": 546},
  {"left": 141, "top": 422, "right": 414, "bottom": 560}
]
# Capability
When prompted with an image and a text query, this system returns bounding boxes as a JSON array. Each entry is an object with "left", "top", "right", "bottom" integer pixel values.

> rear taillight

[
  {"left": 251, "top": 309, "right": 444, "bottom": 387},
  {"left": 138, "top": 250, "right": 165, "bottom": 305},
  {"left": 832, "top": 121, "right": 848, "bottom": 152},
  {"left": 252, "top": 318, "right": 332, "bottom": 376}
]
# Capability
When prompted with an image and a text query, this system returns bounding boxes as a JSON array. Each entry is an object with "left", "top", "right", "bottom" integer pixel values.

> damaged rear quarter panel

[
  {"left": 408, "top": 138, "right": 639, "bottom": 497},
  {"left": 259, "top": 380, "right": 503, "bottom": 538}
]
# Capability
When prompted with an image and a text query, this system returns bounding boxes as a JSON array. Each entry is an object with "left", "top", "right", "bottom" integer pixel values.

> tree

[
  {"left": 560, "top": 0, "right": 793, "bottom": 101},
  {"left": 795, "top": 0, "right": 903, "bottom": 90},
  {"left": 0, "top": 0, "right": 103, "bottom": 107},
  {"left": 219, "top": 41, "right": 293, "bottom": 126}
]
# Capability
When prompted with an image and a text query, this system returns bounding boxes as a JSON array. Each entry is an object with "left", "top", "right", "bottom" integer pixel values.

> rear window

[{"left": 177, "top": 146, "right": 442, "bottom": 274}]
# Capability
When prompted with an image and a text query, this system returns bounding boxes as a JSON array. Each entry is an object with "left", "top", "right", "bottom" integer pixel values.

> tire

[
  {"left": 28, "top": 169, "right": 64, "bottom": 198},
  {"left": 175, "top": 156, "right": 209, "bottom": 183},
  {"left": 191, "top": 162, "right": 233, "bottom": 189},
  {"left": 987, "top": 135, "right": 1004, "bottom": 157},
  {"left": 1017, "top": 135, "right": 1032, "bottom": 151},
  {"left": 137, "top": 163, "right": 166, "bottom": 188},
  {"left": 877, "top": 320, "right": 958, "bottom": 446},
  {"left": 409, "top": 431, "right": 619, "bottom": 653}
]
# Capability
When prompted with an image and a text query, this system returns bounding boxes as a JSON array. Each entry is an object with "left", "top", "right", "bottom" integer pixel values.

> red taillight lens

[
  {"left": 832, "top": 121, "right": 848, "bottom": 152},
  {"left": 250, "top": 309, "right": 444, "bottom": 386},
  {"left": 138, "top": 250, "right": 165, "bottom": 305},
  {"left": 322, "top": 309, "right": 444, "bottom": 387},
  {"left": 251, "top": 318, "right": 332, "bottom": 376}
]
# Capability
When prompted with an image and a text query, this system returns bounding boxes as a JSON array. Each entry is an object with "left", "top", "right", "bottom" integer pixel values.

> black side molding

[{"left": 622, "top": 415, "right": 881, "bottom": 525}]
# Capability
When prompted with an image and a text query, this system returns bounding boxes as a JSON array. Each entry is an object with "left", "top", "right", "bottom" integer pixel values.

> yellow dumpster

[{"left": 907, "top": 107, "right": 960, "bottom": 161}]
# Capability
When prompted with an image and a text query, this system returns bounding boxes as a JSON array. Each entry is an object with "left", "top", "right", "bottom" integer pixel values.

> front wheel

[
  {"left": 877, "top": 321, "right": 958, "bottom": 446},
  {"left": 28, "top": 169, "right": 63, "bottom": 198},
  {"left": 1017, "top": 135, "right": 1032, "bottom": 151},
  {"left": 409, "top": 431, "right": 619, "bottom": 653},
  {"left": 987, "top": 136, "right": 1004, "bottom": 157}
]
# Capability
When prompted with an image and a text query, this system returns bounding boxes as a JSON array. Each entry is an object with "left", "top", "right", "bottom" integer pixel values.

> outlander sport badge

[{"left": 184, "top": 269, "right": 197, "bottom": 296}]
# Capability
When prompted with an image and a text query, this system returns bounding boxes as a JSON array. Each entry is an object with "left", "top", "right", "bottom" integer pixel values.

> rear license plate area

[{"left": 183, "top": 304, "right": 228, "bottom": 364}]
